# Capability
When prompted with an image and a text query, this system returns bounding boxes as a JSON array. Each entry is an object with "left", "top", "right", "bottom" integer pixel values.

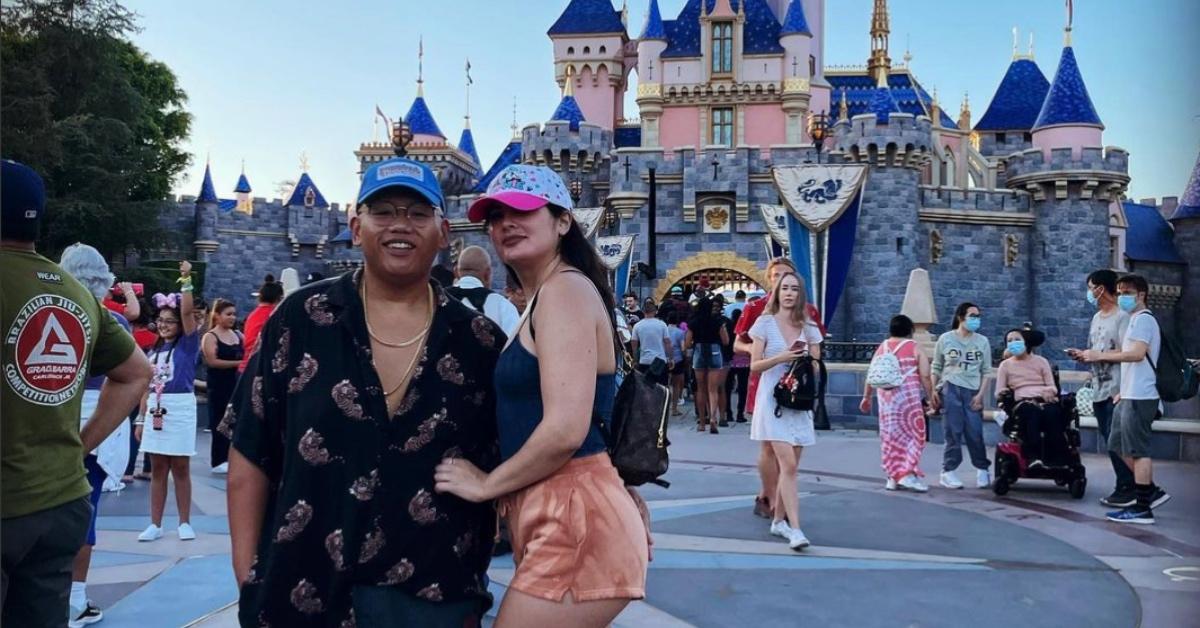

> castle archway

[{"left": 653, "top": 252, "right": 765, "bottom": 302}]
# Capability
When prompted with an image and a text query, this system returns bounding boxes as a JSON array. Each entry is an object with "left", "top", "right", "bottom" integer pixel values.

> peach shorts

[{"left": 500, "top": 453, "right": 648, "bottom": 602}]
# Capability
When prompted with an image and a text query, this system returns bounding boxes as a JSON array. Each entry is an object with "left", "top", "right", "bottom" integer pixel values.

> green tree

[{"left": 1, "top": 0, "right": 192, "bottom": 259}]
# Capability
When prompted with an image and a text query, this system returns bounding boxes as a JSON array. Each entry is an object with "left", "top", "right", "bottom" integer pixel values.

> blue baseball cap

[
  {"left": 356, "top": 158, "right": 444, "bottom": 209},
  {"left": 1, "top": 159, "right": 46, "bottom": 242}
]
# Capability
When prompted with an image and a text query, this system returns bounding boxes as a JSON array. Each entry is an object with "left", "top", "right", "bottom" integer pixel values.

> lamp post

[
  {"left": 808, "top": 111, "right": 829, "bottom": 164},
  {"left": 568, "top": 179, "right": 583, "bottom": 205},
  {"left": 391, "top": 118, "right": 414, "bottom": 157},
  {"left": 647, "top": 164, "right": 657, "bottom": 280}
]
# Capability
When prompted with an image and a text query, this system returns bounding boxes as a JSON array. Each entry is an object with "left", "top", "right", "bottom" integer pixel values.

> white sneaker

[
  {"left": 211, "top": 462, "right": 229, "bottom": 475},
  {"left": 137, "top": 524, "right": 163, "bottom": 542},
  {"left": 976, "top": 469, "right": 991, "bottom": 489},
  {"left": 177, "top": 522, "right": 196, "bottom": 541},
  {"left": 899, "top": 475, "right": 930, "bottom": 493},
  {"left": 787, "top": 527, "right": 811, "bottom": 551},
  {"left": 939, "top": 471, "right": 964, "bottom": 489},
  {"left": 885, "top": 478, "right": 897, "bottom": 491},
  {"left": 769, "top": 519, "right": 791, "bottom": 538}
]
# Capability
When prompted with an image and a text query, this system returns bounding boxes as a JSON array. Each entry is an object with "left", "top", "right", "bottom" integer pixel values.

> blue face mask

[
  {"left": 1086, "top": 288, "right": 1098, "bottom": 306},
  {"left": 1007, "top": 340, "right": 1026, "bottom": 356},
  {"left": 1117, "top": 294, "right": 1137, "bottom": 312},
  {"left": 964, "top": 316, "right": 981, "bottom": 332}
]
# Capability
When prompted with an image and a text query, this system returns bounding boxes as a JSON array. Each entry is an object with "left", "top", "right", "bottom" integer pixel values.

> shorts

[
  {"left": 500, "top": 454, "right": 647, "bottom": 602},
  {"left": 692, "top": 343, "right": 724, "bottom": 370},
  {"left": 84, "top": 455, "right": 106, "bottom": 546},
  {"left": 1108, "top": 398, "right": 1160, "bottom": 459},
  {"left": 670, "top": 361, "right": 686, "bottom": 376}
]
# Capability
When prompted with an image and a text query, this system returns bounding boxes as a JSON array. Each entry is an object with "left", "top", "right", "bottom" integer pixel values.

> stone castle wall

[{"left": 1173, "top": 219, "right": 1200, "bottom": 356}]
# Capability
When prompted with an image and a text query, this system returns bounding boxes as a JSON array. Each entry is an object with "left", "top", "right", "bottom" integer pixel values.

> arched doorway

[{"left": 653, "top": 252, "right": 766, "bottom": 302}]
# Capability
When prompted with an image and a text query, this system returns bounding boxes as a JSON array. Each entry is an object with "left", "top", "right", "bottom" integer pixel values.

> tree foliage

[{"left": 1, "top": 0, "right": 192, "bottom": 259}]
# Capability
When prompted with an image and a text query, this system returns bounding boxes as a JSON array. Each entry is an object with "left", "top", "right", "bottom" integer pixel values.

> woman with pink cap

[{"left": 435, "top": 165, "right": 650, "bottom": 627}]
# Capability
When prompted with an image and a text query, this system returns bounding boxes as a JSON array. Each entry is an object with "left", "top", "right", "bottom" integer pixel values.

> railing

[{"left": 821, "top": 342, "right": 878, "bottom": 363}]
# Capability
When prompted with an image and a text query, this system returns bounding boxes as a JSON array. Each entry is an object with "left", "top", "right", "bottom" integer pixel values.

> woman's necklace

[
  {"left": 360, "top": 278, "right": 435, "bottom": 398},
  {"left": 362, "top": 278, "right": 433, "bottom": 348}
]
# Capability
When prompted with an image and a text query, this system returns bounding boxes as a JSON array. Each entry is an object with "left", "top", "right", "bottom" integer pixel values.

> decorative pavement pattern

[{"left": 86, "top": 410, "right": 1198, "bottom": 628}]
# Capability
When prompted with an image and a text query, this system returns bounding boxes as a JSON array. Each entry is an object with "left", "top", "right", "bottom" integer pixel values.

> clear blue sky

[{"left": 125, "top": 0, "right": 1200, "bottom": 206}]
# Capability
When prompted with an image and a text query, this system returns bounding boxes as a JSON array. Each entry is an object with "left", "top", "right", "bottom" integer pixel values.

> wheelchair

[{"left": 992, "top": 389, "right": 1087, "bottom": 499}]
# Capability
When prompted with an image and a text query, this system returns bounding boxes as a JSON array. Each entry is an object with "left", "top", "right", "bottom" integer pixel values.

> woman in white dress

[
  {"left": 135, "top": 261, "right": 202, "bottom": 542},
  {"left": 749, "top": 271, "right": 823, "bottom": 550}
]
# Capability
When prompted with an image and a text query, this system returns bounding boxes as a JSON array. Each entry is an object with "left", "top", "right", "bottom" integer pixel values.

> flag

[
  {"left": 374, "top": 104, "right": 390, "bottom": 127},
  {"left": 1066, "top": 0, "right": 1073, "bottom": 29},
  {"left": 466, "top": 58, "right": 473, "bottom": 85}
]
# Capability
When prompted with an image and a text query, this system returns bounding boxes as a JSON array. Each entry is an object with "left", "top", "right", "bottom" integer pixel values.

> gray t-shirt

[
  {"left": 932, "top": 330, "right": 994, "bottom": 391},
  {"left": 631, "top": 317, "right": 670, "bottom": 365},
  {"left": 1120, "top": 310, "right": 1161, "bottom": 401},
  {"left": 1088, "top": 308, "right": 1129, "bottom": 401}
]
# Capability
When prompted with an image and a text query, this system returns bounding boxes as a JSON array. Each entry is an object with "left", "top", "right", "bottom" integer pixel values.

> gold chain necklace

[
  {"left": 383, "top": 341, "right": 424, "bottom": 397},
  {"left": 362, "top": 279, "right": 433, "bottom": 348}
]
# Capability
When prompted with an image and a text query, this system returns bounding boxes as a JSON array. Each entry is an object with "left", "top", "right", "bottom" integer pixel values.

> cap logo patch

[{"left": 377, "top": 163, "right": 424, "bottom": 181}]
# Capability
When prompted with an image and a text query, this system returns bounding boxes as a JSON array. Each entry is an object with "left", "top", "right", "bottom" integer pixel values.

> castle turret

[
  {"left": 193, "top": 162, "right": 219, "bottom": 260},
  {"left": 866, "top": 0, "right": 891, "bottom": 83},
  {"left": 1005, "top": 27, "right": 1128, "bottom": 357},
  {"left": 234, "top": 165, "right": 253, "bottom": 214},
  {"left": 1170, "top": 151, "right": 1200, "bottom": 356},
  {"left": 974, "top": 32, "right": 1049, "bottom": 158},
  {"left": 635, "top": 0, "right": 667, "bottom": 147},
  {"left": 285, "top": 169, "right": 332, "bottom": 260},
  {"left": 548, "top": 0, "right": 630, "bottom": 130},
  {"left": 1030, "top": 39, "right": 1103, "bottom": 159},
  {"left": 522, "top": 68, "right": 613, "bottom": 207},
  {"left": 779, "top": 0, "right": 814, "bottom": 144}
]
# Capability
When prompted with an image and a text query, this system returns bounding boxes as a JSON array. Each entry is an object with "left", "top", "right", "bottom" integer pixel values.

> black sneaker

[
  {"left": 1106, "top": 506, "right": 1154, "bottom": 525},
  {"left": 1149, "top": 487, "right": 1171, "bottom": 510},
  {"left": 735, "top": 415, "right": 748, "bottom": 423},
  {"left": 71, "top": 601, "right": 103, "bottom": 626},
  {"left": 718, "top": 419, "right": 730, "bottom": 427},
  {"left": 1100, "top": 488, "right": 1136, "bottom": 508}
]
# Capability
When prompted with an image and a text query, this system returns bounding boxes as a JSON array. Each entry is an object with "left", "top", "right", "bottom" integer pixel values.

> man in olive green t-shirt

[{"left": 1, "top": 159, "right": 152, "bottom": 628}]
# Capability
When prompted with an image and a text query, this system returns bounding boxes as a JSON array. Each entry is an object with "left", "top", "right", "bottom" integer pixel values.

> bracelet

[{"left": 134, "top": 420, "right": 145, "bottom": 426}]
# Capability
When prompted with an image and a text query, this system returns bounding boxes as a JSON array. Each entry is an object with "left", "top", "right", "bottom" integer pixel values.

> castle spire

[
  {"left": 417, "top": 35, "right": 424, "bottom": 97},
  {"left": 838, "top": 88, "right": 849, "bottom": 122},
  {"left": 1064, "top": 0, "right": 1073, "bottom": 45},
  {"left": 511, "top": 97, "right": 519, "bottom": 139},
  {"left": 958, "top": 92, "right": 971, "bottom": 131},
  {"left": 464, "top": 57, "right": 472, "bottom": 129},
  {"left": 867, "top": 0, "right": 891, "bottom": 84},
  {"left": 563, "top": 65, "right": 574, "bottom": 97}
]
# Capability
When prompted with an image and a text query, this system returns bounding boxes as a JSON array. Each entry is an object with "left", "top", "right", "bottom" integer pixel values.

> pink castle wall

[
  {"left": 660, "top": 107, "right": 700, "bottom": 150},
  {"left": 1032, "top": 126, "right": 1102, "bottom": 159},
  {"left": 574, "top": 64, "right": 616, "bottom": 130},
  {"left": 743, "top": 104, "right": 786, "bottom": 147}
]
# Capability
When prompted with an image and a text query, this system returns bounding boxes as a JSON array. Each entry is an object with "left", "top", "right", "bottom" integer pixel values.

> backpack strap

[{"left": 1131, "top": 310, "right": 1159, "bottom": 372}]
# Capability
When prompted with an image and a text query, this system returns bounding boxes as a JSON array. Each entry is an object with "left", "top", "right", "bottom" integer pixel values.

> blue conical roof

[
  {"left": 780, "top": 0, "right": 811, "bottom": 36},
  {"left": 975, "top": 59, "right": 1050, "bottom": 131},
  {"left": 549, "top": 95, "right": 587, "bottom": 131},
  {"left": 458, "top": 127, "right": 482, "bottom": 176},
  {"left": 640, "top": 0, "right": 666, "bottom": 40},
  {"left": 1033, "top": 46, "right": 1103, "bottom": 130},
  {"left": 473, "top": 140, "right": 523, "bottom": 194},
  {"left": 1172, "top": 151, "right": 1200, "bottom": 221},
  {"left": 548, "top": 0, "right": 626, "bottom": 36},
  {"left": 285, "top": 172, "right": 329, "bottom": 208},
  {"left": 234, "top": 173, "right": 252, "bottom": 194},
  {"left": 405, "top": 96, "right": 445, "bottom": 138},
  {"left": 870, "top": 86, "right": 900, "bottom": 124},
  {"left": 197, "top": 163, "right": 218, "bottom": 204}
]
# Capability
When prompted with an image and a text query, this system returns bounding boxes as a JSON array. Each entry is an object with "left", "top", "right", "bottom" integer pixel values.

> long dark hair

[
  {"left": 951, "top": 301, "right": 978, "bottom": 330},
  {"left": 503, "top": 204, "right": 616, "bottom": 321}
]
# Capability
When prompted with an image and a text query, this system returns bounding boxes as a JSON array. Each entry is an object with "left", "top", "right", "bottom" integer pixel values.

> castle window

[
  {"left": 304, "top": 187, "right": 316, "bottom": 208},
  {"left": 583, "top": 46, "right": 591, "bottom": 54},
  {"left": 996, "top": 132, "right": 1007, "bottom": 145},
  {"left": 1023, "top": 132, "right": 1033, "bottom": 143},
  {"left": 567, "top": 46, "right": 575, "bottom": 55},
  {"left": 809, "top": 55, "right": 816, "bottom": 76},
  {"left": 711, "top": 23, "right": 733, "bottom": 74},
  {"left": 711, "top": 107, "right": 734, "bottom": 146},
  {"left": 599, "top": 45, "right": 607, "bottom": 54}
]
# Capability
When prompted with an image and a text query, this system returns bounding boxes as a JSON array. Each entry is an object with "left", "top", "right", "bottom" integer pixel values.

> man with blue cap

[
  {"left": 225, "top": 158, "right": 505, "bottom": 627},
  {"left": 1, "top": 159, "right": 152, "bottom": 627}
]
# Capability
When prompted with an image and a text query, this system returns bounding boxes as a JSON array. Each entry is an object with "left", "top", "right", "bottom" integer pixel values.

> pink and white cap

[{"left": 467, "top": 164, "right": 573, "bottom": 223}]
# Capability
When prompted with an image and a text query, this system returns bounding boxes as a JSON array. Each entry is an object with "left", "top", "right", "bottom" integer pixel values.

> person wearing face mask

[
  {"left": 1066, "top": 270, "right": 1133, "bottom": 507},
  {"left": 996, "top": 329, "right": 1061, "bottom": 468},
  {"left": 930, "top": 302, "right": 994, "bottom": 489}
]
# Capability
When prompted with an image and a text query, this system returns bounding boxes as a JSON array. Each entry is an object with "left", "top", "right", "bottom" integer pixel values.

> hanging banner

[
  {"left": 772, "top": 164, "right": 868, "bottom": 328},
  {"left": 595, "top": 234, "right": 637, "bottom": 298},
  {"left": 772, "top": 164, "right": 868, "bottom": 232},
  {"left": 572, "top": 207, "right": 605, "bottom": 239},
  {"left": 763, "top": 234, "right": 785, "bottom": 261},
  {"left": 758, "top": 204, "right": 790, "bottom": 248}
]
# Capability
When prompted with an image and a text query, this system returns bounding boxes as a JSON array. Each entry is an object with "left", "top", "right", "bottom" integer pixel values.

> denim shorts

[
  {"left": 692, "top": 343, "right": 724, "bottom": 370},
  {"left": 84, "top": 454, "right": 106, "bottom": 546}
]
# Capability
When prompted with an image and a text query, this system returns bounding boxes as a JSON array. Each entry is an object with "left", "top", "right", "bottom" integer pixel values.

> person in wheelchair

[{"left": 995, "top": 328, "right": 1066, "bottom": 469}]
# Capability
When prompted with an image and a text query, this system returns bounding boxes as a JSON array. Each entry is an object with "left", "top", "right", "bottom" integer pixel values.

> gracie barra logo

[
  {"left": 4, "top": 294, "right": 92, "bottom": 406},
  {"left": 377, "top": 162, "right": 423, "bottom": 181}
]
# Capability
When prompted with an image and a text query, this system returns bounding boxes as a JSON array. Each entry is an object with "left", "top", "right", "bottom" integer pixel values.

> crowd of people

[{"left": 0, "top": 154, "right": 1180, "bottom": 628}]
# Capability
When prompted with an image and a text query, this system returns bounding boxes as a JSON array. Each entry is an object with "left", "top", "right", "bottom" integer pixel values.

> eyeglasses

[
  {"left": 156, "top": 317, "right": 180, "bottom": 325},
  {"left": 359, "top": 201, "right": 440, "bottom": 225}
]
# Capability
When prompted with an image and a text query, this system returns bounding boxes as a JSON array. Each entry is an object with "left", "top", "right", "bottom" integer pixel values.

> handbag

[{"left": 603, "top": 326, "right": 672, "bottom": 488}]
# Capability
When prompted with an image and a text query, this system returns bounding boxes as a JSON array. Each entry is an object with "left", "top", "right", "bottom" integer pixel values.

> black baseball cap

[{"left": 1, "top": 159, "right": 46, "bottom": 242}]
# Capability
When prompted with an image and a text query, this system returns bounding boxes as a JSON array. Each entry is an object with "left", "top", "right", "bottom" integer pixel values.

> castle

[{"left": 164, "top": 0, "right": 1199, "bottom": 362}]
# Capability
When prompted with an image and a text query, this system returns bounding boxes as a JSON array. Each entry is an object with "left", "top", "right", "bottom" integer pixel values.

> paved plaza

[{"left": 81, "top": 404, "right": 1198, "bottom": 628}]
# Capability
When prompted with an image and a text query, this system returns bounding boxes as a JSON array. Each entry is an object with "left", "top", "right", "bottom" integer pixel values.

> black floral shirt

[{"left": 223, "top": 270, "right": 503, "bottom": 628}]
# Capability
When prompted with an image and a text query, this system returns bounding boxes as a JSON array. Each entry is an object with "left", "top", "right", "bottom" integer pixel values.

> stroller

[{"left": 992, "top": 388, "right": 1087, "bottom": 498}]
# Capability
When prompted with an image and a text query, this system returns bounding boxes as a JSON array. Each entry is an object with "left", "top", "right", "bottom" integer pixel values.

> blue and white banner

[
  {"left": 771, "top": 164, "right": 868, "bottom": 328},
  {"left": 595, "top": 234, "right": 637, "bottom": 298}
]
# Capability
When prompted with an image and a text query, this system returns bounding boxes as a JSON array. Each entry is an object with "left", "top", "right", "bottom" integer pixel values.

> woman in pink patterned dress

[{"left": 860, "top": 315, "right": 934, "bottom": 492}]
